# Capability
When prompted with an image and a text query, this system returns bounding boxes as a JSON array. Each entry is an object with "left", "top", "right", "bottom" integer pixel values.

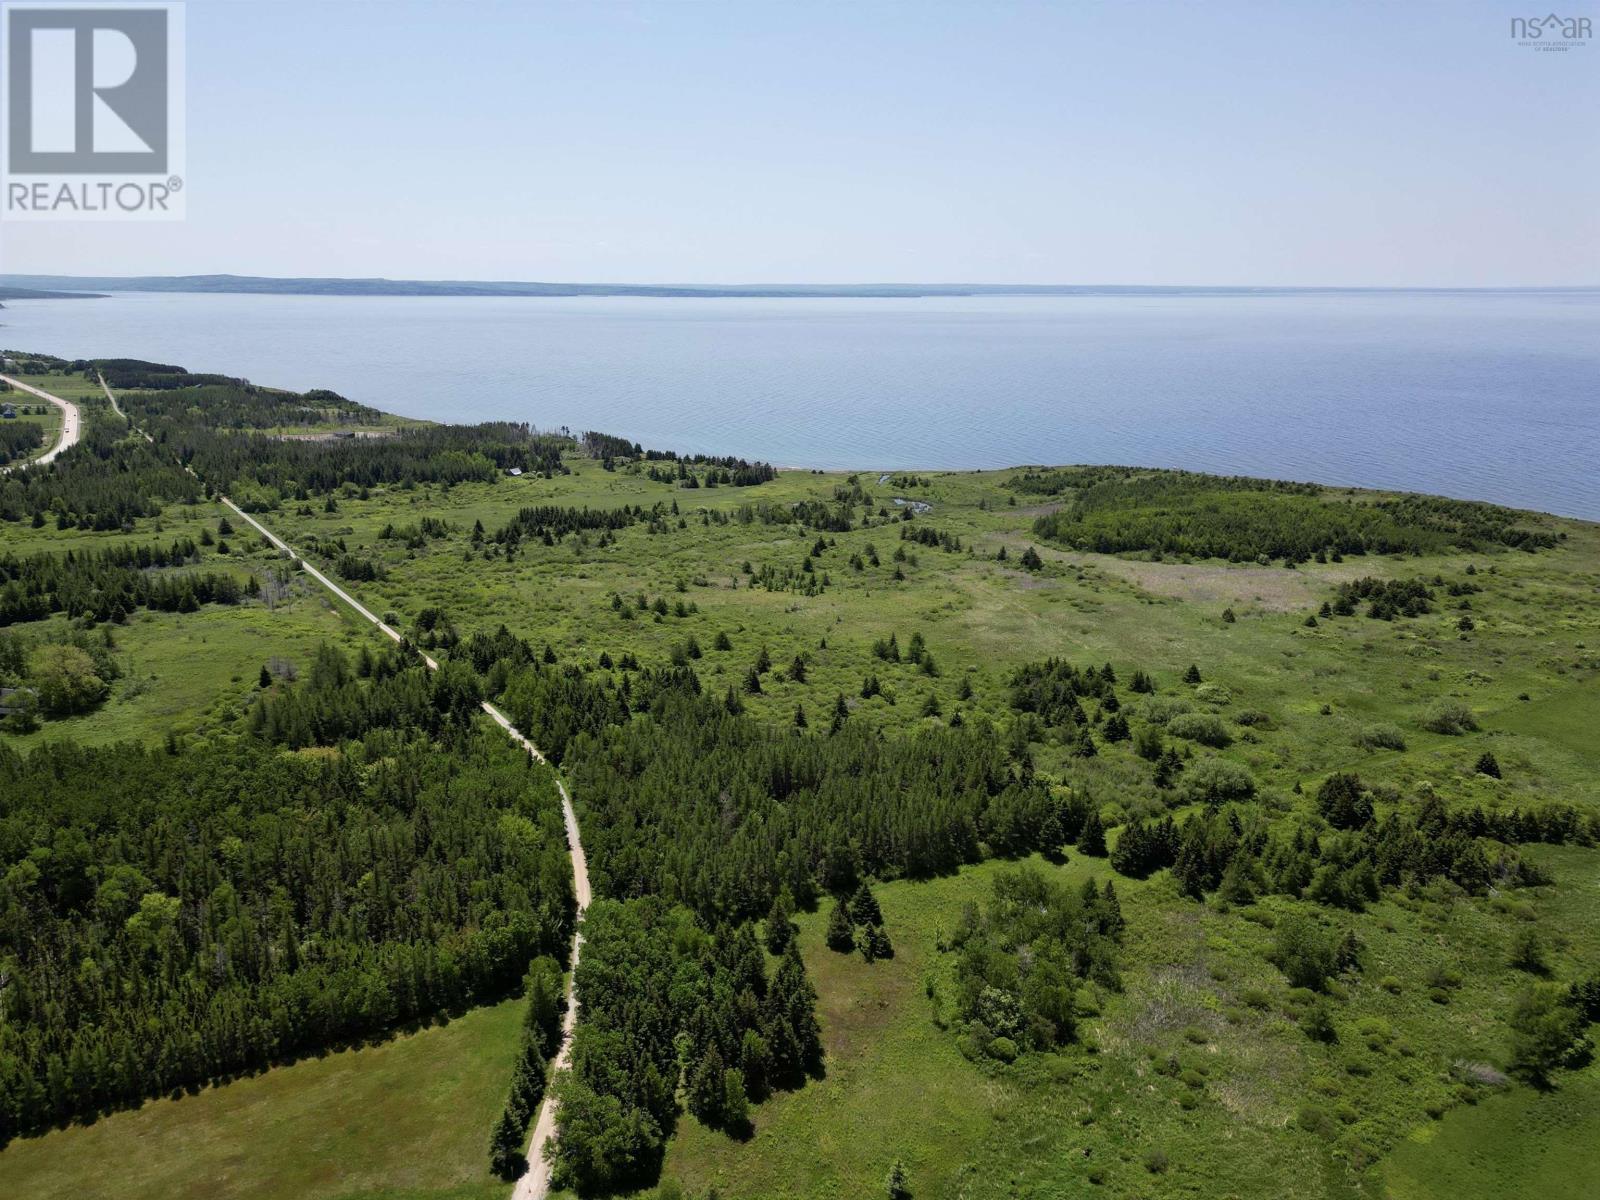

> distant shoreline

[
  {"left": 2, "top": 274, "right": 1597, "bottom": 300},
  {"left": 0, "top": 287, "right": 106, "bottom": 302}
]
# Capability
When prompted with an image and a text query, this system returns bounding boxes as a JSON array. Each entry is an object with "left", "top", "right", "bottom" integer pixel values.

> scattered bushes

[
  {"left": 1421, "top": 699, "right": 1478, "bottom": 735},
  {"left": 1355, "top": 723, "right": 1407, "bottom": 752},
  {"left": 1166, "top": 712, "right": 1231, "bottom": 748},
  {"left": 943, "top": 867, "right": 1124, "bottom": 1059},
  {"left": 1180, "top": 758, "right": 1257, "bottom": 805}
]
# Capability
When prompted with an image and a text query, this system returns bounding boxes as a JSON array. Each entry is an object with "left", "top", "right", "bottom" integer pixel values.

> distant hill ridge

[
  {"left": 0, "top": 286, "right": 105, "bottom": 301},
  {"left": 2, "top": 274, "right": 1592, "bottom": 300}
]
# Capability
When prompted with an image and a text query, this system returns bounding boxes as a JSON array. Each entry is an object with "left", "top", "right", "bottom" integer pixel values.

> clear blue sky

[{"left": 2, "top": 0, "right": 1596, "bottom": 285}]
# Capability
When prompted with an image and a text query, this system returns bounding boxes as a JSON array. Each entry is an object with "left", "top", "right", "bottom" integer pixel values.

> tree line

[
  {"left": 0, "top": 420, "right": 44, "bottom": 466},
  {"left": 581, "top": 428, "right": 778, "bottom": 487},
  {"left": 0, "top": 412, "right": 202, "bottom": 530},
  {"left": 547, "top": 897, "right": 822, "bottom": 1193},
  {"left": 1106, "top": 773, "right": 1592, "bottom": 911},
  {"left": 104, "top": 373, "right": 569, "bottom": 501},
  {"left": 0, "top": 536, "right": 251, "bottom": 626},
  {"left": 559, "top": 688, "right": 1064, "bottom": 922},
  {"left": 1029, "top": 469, "right": 1557, "bottom": 562}
]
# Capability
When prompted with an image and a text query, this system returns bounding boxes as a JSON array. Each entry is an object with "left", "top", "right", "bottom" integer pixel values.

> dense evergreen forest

[
  {"left": 583, "top": 429, "right": 778, "bottom": 486},
  {"left": 0, "top": 536, "right": 250, "bottom": 625},
  {"left": 560, "top": 690, "right": 1066, "bottom": 920},
  {"left": 0, "top": 410, "right": 202, "bottom": 528},
  {"left": 548, "top": 898, "right": 823, "bottom": 1192},
  {"left": 0, "top": 419, "right": 45, "bottom": 466},
  {"left": 1022, "top": 468, "right": 1558, "bottom": 562},
  {"left": 0, "top": 645, "right": 575, "bottom": 1145}
]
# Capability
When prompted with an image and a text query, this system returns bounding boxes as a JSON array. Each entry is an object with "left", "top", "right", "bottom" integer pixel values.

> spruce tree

[
  {"left": 509, "top": 1032, "right": 547, "bottom": 1115},
  {"left": 886, "top": 1158, "right": 912, "bottom": 1200},
  {"left": 850, "top": 881, "right": 883, "bottom": 927},
  {"left": 523, "top": 956, "right": 564, "bottom": 1056},
  {"left": 765, "top": 887, "right": 797, "bottom": 955},
  {"left": 867, "top": 923, "right": 894, "bottom": 960},
  {"left": 1078, "top": 810, "right": 1107, "bottom": 856},
  {"left": 488, "top": 1104, "right": 526, "bottom": 1179},
  {"left": 1217, "top": 851, "right": 1258, "bottom": 905},
  {"left": 1038, "top": 806, "right": 1066, "bottom": 857},
  {"left": 829, "top": 692, "right": 850, "bottom": 733},
  {"left": 826, "top": 897, "right": 856, "bottom": 952},
  {"left": 769, "top": 941, "right": 823, "bottom": 1074},
  {"left": 1070, "top": 725, "right": 1097, "bottom": 757},
  {"left": 722, "top": 1067, "right": 750, "bottom": 1130},
  {"left": 1154, "top": 746, "right": 1183, "bottom": 788},
  {"left": 1100, "top": 880, "right": 1125, "bottom": 938},
  {"left": 689, "top": 1046, "right": 727, "bottom": 1124},
  {"left": 739, "top": 1028, "right": 771, "bottom": 1099},
  {"left": 1316, "top": 772, "right": 1372, "bottom": 829}
]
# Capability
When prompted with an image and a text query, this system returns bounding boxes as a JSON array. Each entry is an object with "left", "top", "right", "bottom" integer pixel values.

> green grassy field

[
  {"left": 6, "top": 595, "right": 370, "bottom": 747},
  {"left": 1383, "top": 1062, "right": 1600, "bottom": 1200},
  {"left": 5, "top": 437, "right": 1598, "bottom": 1200},
  {"left": 0, "top": 1002, "right": 522, "bottom": 1200},
  {"left": 640, "top": 854, "right": 1346, "bottom": 1200},
  {"left": 4, "top": 487, "right": 373, "bottom": 747},
  {"left": 620, "top": 840, "right": 1600, "bottom": 1200}
]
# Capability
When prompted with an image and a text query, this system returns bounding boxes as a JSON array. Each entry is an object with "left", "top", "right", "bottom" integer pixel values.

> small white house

[{"left": 507, "top": 467, "right": 523, "bottom": 477}]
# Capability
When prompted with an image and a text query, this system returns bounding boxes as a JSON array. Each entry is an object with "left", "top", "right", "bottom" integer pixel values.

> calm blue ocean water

[{"left": 2, "top": 290, "right": 1595, "bottom": 519}]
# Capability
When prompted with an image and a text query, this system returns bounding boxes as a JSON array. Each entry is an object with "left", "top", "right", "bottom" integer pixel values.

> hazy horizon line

[{"left": 4, "top": 273, "right": 1598, "bottom": 296}]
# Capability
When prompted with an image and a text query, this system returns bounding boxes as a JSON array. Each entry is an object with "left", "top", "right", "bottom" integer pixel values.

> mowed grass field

[
  {"left": 0, "top": 1002, "right": 523, "bottom": 1200},
  {"left": 5, "top": 442, "right": 1599, "bottom": 1200}
]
